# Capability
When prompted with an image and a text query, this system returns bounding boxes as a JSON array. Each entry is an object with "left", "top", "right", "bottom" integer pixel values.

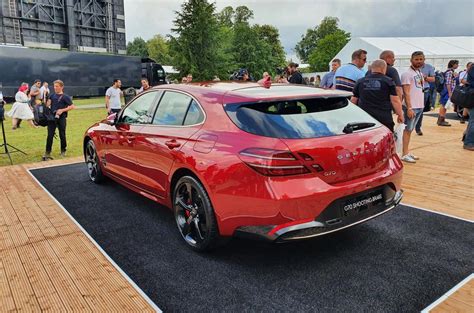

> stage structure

[{"left": 0, "top": 0, "right": 126, "bottom": 54}]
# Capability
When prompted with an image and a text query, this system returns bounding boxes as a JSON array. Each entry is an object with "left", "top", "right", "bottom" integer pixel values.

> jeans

[
  {"left": 46, "top": 115, "right": 67, "bottom": 153},
  {"left": 403, "top": 107, "right": 424, "bottom": 132},
  {"left": 464, "top": 107, "right": 474, "bottom": 147},
  {"left": 415, "top": 92, "right": 431, "bottom": 132},
  {"left": 429, "top": 87, "right": 437, "bottom": 109}
]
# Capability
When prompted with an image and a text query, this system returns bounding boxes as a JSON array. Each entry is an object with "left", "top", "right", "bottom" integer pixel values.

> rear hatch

[{"left": 224, "top": 96, "right": 394, "bottom": 184}]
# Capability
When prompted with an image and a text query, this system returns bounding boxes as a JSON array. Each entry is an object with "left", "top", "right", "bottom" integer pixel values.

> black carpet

[{"left": 31, "top": 163, "right": 474, "bottom": 313}]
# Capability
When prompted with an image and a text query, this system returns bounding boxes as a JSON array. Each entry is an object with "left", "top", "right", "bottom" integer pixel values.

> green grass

[
  {"left": 73, "top": 97, "right": 104, "bottom": 106},
  {"left": 0, "top": 105, "right": 107, "bottom": 167},
  {"left": 72, "top": 96, "right": 124, "bottom": 107}
]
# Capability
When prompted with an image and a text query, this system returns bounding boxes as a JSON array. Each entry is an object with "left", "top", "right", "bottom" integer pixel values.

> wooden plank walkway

[
  {"left": 0, "top": 113, "right": 471, "bottom": 312},
  {"left": 0, "top": 157, "right": 157, "bottom": 312},
  {"left": 402, "top": 113, "right": 474, "bottom": 221}
]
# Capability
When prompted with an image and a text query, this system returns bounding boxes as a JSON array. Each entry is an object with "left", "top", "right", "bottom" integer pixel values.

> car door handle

[{"left": 165, "top": 140, "right": 181, "bottom": 149}]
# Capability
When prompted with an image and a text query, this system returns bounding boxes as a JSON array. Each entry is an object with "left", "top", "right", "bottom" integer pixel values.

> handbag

[{"left": 451, "top": 85, "right": 474, "bottom": 109}]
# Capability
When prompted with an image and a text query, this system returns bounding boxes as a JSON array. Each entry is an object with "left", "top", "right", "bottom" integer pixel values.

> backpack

[
  {"left": 434, "top": 71, "right": 445, "bottom": 93},
  {"left": 33, "top": 103, "right": 53, "bottom": 127},
  {"left": 451, "top": 84, "right": 474, "bottom": 109}
]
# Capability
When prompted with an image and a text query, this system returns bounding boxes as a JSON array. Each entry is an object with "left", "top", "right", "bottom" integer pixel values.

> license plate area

[{"left": 342, "top": 189, "right": 384, "bottom": 217}]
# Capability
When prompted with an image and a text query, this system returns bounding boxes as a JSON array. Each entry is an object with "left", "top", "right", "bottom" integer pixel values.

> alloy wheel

[{"left": 174, "top": 180, "right": 209, "bottom": 246}]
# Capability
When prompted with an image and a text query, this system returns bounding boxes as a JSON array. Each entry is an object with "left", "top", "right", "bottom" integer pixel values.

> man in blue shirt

[
  {"left": 320, "top": 59, "right": 341, "bottom": 89},
  {"left": 415, "top": 57, "right": 436, "bottom": 135},
  {"left": 334, "top": 49, "right": 367, "bottom": 92}
]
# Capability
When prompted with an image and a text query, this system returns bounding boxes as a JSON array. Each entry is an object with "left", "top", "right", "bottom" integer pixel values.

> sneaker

[
  {"left": 416, "top": 130, "right": 423, "bottom": 136},
  {"left": 408, "top": 153, "right": 420, "bottom": 160},
  {"left": 463, "top": 145, "right": 474, "bottom": 151},
  {"left": 60, "top": 151, "right": 66, "bottom": 157},
  {"left": 460, "top": 116, "right": 467, "bottom": 124},
  {"left": 401, "top": 155, "right": 417, "bottom": 163},
  {"left": 42, "top": 153, "right": 53, "bottom": 161}
]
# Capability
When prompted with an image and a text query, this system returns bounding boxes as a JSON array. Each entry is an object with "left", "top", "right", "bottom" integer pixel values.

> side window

[
  {"left": 153, "top": 91, "right": 192, "bottom": 126},
  {"left": 121, "top": 92, "right": 157, "bottom": 124},
  {"left": 183, "top": 100, "right": 205, "bottom": 125}
]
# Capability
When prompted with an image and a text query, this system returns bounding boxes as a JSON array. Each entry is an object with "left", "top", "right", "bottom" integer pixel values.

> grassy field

[
  {"left": 73, "top": 96, "right": 104, "bottom": 106},
  {"left": 0, "top": 104, "right": 107, "bottom": 167}
]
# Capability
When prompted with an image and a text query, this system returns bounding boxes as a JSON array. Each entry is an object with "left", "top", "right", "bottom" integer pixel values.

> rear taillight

[{"left": 239, "top": 148, "right": 310, "bottom": 176}]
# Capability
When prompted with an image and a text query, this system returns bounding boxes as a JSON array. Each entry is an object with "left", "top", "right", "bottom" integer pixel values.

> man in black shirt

[
  {"left": 351, "top": 59, "right": 404, "bottom": 132},
  {"left": 379, "top": 50, "right": 403, "bottom": 102},
  {"left": 287, "top": 62, "right": 304, "bottom": 84},
  {"left": 43, "top": 80, "right": 75, "bottom": 160}
]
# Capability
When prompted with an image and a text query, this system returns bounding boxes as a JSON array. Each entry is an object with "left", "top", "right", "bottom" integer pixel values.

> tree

[
  {"left": 126, "top": 37, "right": 148, "bottom": 58},
  {"left": 234, "top": 5, "right": 253, "bottom": 24},
  {"left": 147, "top": 34, "right": 172, "bottom": 65},
  {"left": 308, "top": 30, "right": 350, "bottom": 72},
  {"left": 295, "top": 17, "right": 350, "bottom": 63},
  {"left": 169, "top": 0, "right": 220, "bottom": 80},
  {"left": 218, "top": 6, "right": 234, "bottom": 27},
  {"left": 294, "top": 28, "right": 318, "bottom": 64},
  {"left": 254, "top": 24, "right": 286, "bottom": 68}
]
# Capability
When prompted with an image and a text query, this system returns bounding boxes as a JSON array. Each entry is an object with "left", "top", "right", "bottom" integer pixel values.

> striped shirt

[{"left": 333, "top": 63, "right": 366, "bottom": 92}]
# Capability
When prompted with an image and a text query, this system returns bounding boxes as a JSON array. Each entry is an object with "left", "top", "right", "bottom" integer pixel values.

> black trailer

[{"left": 0, "top": 45, "right": 166, "bottom": 98}]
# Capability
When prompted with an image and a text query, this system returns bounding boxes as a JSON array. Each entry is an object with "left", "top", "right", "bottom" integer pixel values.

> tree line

[{"left": 126, "top": 0, "right": 350, "bottom": 80}]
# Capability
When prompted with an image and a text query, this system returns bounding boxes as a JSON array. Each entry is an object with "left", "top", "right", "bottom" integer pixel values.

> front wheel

[
  {"left": 173, "top": 176, "right": 225, "bottom": 251},
  {"left": 85, "top": 140, "right": 105, "bottom": 183}
]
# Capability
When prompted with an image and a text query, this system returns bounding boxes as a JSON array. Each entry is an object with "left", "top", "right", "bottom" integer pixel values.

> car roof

[{"left": 151, "top": 82, "right": 352, "bottom": 103}]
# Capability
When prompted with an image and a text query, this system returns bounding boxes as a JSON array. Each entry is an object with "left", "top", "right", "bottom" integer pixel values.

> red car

[{"left": 84, "top": 82, "right": 403, "bottom": 251}]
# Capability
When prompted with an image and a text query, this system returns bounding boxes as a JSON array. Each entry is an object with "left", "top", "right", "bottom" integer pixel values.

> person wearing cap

[{"left": 287, "top": 62, "right": 304, "bottom": 84}]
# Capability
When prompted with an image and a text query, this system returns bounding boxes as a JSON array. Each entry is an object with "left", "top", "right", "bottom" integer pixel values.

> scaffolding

[{"left": 0, "top": 0, "right": 126, "bottom": 53}]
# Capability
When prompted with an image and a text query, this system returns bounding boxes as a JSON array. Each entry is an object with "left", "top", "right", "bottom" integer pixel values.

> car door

[
  {"left": 134, "top": 90, "right": 205, "bottom": 198},
  {"left": 103, "top": 91, "right": 159, "bottom": 187}
]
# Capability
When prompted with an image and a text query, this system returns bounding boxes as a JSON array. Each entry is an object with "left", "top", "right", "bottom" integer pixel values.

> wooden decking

[
  {"left": 0, "top": 157, "right": 157, "bottom": 312},
  {"left": 0, "top": 113, "right": 472, "bottom": 312},
  {"left": 402, "top": 113, "right": 474, "bottom": 221}
]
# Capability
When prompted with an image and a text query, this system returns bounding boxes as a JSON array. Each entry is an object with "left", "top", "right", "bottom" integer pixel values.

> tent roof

[{"left": 358, "top": 36, "right": 474, "bottom": 56}]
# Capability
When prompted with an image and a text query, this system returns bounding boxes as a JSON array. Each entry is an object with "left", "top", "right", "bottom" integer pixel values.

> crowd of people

[
  {"left": 327, "top": 48, "right": 473, "bottom": 157},
  {"left": 5, "top": 79, "right": 75, "bottom": 160},
  {"left": 4, "top": 48, "right": 473, "bottom": 163}
]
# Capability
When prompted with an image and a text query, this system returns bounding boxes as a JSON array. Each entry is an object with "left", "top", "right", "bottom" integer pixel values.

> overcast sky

[{"left": 124, "top": 0, "right": 474, "bottom": 61}]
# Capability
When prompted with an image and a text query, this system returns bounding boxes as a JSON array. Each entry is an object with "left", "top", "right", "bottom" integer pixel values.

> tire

[
  {"left": 85, "top": 140, "right": 105, "bottom": 183},
  {"left": 173, "top": 176, "right": 226, "bottom": 251}
]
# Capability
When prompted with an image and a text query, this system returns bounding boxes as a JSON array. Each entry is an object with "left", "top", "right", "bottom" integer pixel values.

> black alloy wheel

[
  {"left": 85, "top": 140, "right": 105, "bottom": 183},
  {"left": 173, "top": 176, "right": 223, "bottom": 251}
]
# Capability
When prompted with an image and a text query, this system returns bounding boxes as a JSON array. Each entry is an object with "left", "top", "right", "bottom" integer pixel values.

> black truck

[{"left": 0, "top": 45, "right": 166, "bottom": 99}]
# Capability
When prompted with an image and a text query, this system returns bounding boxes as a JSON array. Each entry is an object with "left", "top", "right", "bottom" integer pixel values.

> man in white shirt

[
  {"left": 400, "top": 51, "right": 425, "bottom": 164},
  {"left": 105, "top": 79, "right": 123, "bottom": 114}
]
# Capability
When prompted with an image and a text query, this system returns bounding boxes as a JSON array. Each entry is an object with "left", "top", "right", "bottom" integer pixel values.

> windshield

[{"left": 224, "top": 97, "right": 381, "bottom": 139}]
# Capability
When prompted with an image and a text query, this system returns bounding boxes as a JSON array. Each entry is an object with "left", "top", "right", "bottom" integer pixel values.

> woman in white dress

[{"left": 7, "top": 83, "right": 37, "bottom": 129}]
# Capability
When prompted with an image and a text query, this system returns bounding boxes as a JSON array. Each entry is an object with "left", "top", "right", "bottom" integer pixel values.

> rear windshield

[{"left": 224, "top": 97, "right": 380, "bottom": 139}]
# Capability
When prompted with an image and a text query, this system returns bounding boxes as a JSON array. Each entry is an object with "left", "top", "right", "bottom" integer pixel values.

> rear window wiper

[{"left": 343, "top": 122, "right": 376, "bottom": 134}]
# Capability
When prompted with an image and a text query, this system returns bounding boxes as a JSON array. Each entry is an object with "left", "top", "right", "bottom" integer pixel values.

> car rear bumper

[{"left": 235, "top": 188, "right": 403, "bottom": 242}]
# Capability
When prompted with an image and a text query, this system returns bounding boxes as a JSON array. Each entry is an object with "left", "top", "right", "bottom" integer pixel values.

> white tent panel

[{"left": 331, "top": 36, "right": 474, "bottom": 73}]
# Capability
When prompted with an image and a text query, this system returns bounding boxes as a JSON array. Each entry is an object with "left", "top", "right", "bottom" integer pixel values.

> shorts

[
  {"left": 439, "top": 90, "right": 449, "bottom": 106},
  {"left": 403, "top": 106, "right": 423, "bottom": 132}
]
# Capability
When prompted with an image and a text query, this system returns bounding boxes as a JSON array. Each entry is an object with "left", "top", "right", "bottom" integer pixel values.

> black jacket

[{"left": 288, "top": 71, "right": 304, "bottom": 84}]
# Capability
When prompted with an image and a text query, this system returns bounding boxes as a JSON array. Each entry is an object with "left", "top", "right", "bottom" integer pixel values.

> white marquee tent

[{"left": 332, "top": 36, "right": 474, "bottom": 73}]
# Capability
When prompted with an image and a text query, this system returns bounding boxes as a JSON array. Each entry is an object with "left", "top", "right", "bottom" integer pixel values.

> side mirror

[{"left": 105, "top": 113, "right": 117, "bottom": 126}]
